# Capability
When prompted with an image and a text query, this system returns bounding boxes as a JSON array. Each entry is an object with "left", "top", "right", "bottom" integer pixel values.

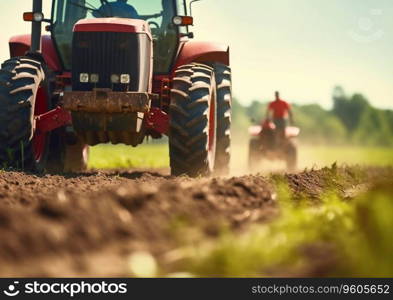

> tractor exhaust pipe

[{"left": 31, "top": 0, "right": 43, "bottom": 53}]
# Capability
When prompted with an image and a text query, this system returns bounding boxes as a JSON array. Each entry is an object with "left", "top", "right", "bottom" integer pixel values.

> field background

[{"left": 89, "top": 142, "right": 393, "bottom": 172}]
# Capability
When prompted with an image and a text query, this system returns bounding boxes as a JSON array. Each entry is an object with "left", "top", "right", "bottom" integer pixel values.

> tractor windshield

[{"left": 51, "top": 0, "right": 181, "bottom": 73}]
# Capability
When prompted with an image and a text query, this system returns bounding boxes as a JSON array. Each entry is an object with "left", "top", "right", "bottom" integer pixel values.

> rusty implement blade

[{"left": 63, "top": 89, "right": 151, "bottom": 113}]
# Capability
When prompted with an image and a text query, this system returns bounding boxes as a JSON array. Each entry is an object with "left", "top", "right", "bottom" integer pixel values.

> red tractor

[
  {"left": 0, "top": 0, "right": 232, "bottom": 177},
  {"left": 248, "top": 120, "right": 299, "bottom": 172}
]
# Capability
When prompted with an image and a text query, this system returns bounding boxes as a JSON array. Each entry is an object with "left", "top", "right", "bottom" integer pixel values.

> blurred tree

[
  {"left": 333, "top": 87, "right": 370, "bottom": 133},
  {"left": 384, "top": 110, "right": 393, "bottom": 133},
  {"left": 246, "top": 100, "right": 266, "bottom": 123},
  {"left": 352, "top": 108, "right": 393, "bottom": 146}
]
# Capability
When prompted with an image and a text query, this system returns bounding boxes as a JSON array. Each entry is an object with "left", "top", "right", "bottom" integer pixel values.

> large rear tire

[
  {"left": 211, "top": 63, "right": 232, "bottom": 175},
  {"left": 0, "top": 57, "right": 46, "bottom": 171},
  {"left": 0, "top": 56, "right": 88, "bottom": 173},
  {"left": 169, "top": 63, "right": 217, "bottom": 177}
]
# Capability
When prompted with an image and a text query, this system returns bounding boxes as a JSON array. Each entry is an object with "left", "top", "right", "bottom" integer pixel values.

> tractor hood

[
  {"left": 71, "top": 17, "right": 153, "bottom": 94},
  {"left": 73, "top": 18, "right": 152, "bottom": 40}
]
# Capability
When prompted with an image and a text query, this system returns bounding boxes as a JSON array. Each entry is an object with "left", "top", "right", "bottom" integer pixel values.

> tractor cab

[{"left": 51, "top": 0, "right": 188, "bottom": 73}]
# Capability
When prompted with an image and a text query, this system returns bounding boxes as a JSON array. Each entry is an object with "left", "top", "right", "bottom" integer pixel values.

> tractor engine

[{"left": 64, "top": 18, "right": 153, "bottom": 146}]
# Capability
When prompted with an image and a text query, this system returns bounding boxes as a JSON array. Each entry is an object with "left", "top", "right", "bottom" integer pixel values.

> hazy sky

[{"left": 0, "top": 0, "right": 392, "bottom": 108}]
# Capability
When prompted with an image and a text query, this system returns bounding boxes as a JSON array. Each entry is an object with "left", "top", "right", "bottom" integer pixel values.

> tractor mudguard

[
  {"left": 9, "top": 35, "right": 61, "bottom": 72},
  {"left": 175, "top": 41, "right": 230, "bottom": 68}
]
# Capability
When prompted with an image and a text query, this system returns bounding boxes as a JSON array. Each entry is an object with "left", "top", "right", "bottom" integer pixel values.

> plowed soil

[{"left": 0, "top": 167, "right": 389, "bottom": 277}]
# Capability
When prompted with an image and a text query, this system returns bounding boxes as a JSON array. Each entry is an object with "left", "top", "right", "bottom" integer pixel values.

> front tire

[{"left": 169, "top": 63, "right": 217, "bottom": 177}]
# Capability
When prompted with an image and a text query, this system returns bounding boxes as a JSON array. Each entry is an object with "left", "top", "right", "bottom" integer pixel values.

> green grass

[
  {"left": 299, "top": 146, "right": 393, "bottom": 168},
  {"left": 88, "top": 143, "right": 169, "bottom": 169},
  {"left": 165, "top": 180, "right": 393, "bottom": 277},
  {"left": 89, "top": 143, "right": 393, "bottom": 171}
]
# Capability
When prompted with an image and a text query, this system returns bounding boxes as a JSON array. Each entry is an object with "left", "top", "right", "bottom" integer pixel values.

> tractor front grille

[{"left": 71, "top": 31, "right": 141, "bottom": 92}]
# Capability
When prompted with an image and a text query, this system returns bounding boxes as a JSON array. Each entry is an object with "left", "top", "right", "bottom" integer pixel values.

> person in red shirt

[{"left": 266, "top": 91, "right": 294, "bottom": 143}]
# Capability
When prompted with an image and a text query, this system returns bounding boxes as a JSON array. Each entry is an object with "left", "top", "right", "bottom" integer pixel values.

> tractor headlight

[
  {"left": 172, "top": 16, "right": 183, "bottom": 26},
  {"left": 120, "top": 74, "right": 130, "bottom": 84},
  {"left": 90, "top": 74, "right": 99, "bottom": 83},
  {"left": 33, "top": 12, "right": 44, "bottom": 22},
  {"left": 80, "top": 73, "right": 89, "bottom": 83},
  {"left": 111, "top": 74, "right": 120, "bottom": 84}
]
